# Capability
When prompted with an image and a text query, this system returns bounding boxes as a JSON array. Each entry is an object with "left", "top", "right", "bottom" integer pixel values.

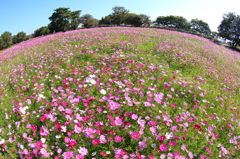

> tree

[
  {"left": 211, "top": 31, "right": 219, "bottom": 39},
  {"left": 79, "top": 14, "right": 99, "bottom": 28},
  {"left": 48, "top": 7, "right": 81, "bottom": 32},
  {"left": 12, "top": 31, "right": 29, "bottom": 44},
  {"left": 0, "top": 37, "right": 4, "bottom": 50},
  {"left": 70, "top": 10, "right": 82, "bottom": 30},
  {"left": 99, "top": 15, "right": 114, "bottom": 26},
  {"left": 139, "top": 14, "right": 152, "bottom": 27},
  {"left": 155, "top": 15, "right": 190, "bottom": 30},
  {"left": 112, "top": 6, "right": 129, "bottom": 25},
  {"left": 125, "top": 13, "right": 142, "bottom": 27},
  {"left": 190, "top": 19, "right": 211, "bottom": 36},
  {"left": 1, "top": 31, "right": 12, "bottom": 49},
  {"left": 218, "top": 12, "right": 240, "bottom": 48},
  {"left": 33, "top": 26, "right": 50, "bottom": 37},
  {"left": 229, "top": 15, "right": 240, "bottom": 47}
]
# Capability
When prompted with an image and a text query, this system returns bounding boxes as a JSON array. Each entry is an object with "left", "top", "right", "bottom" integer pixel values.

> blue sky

[{"left": 0, "top": 0, "right": 239, "bottom": 35}]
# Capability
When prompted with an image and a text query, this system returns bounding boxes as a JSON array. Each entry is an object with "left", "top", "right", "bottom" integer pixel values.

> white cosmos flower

[
  {"left": 55, "top": 135, "right": 61, "bottom": 139},
  {"left": 38, "top": 94, "right": 46, "bottom": 99},
  {"left": 100, "top": 89, "right": 106, "bottom": 95},
  {"left": 41, "top": 138, "right": 46, "bottom": 143},
  {"left": 165, "top": 132, "right": 172, "bottom": 140},
  {"left": 55, "top": 75, "right": 60, "bottom": 79},
  {"left": 0, "top": 138, "right": 5, "bottom": 144},
  {"left": 20, "top": 144, "right": 24, "bottom": 149},
  {"left": 89, "top": 75, "right": 96, "bottom": 78},
  {"left": 90, "top": 79, "right": 96, "bottom": 85},
  {"left": 85, "top": 77, "right": 91, "bottom": 83},
  {"left": 20, "top": 106, "right": 29, "bottom": 114},
  {"left": 61, "top": 126, "right": 67, "bottom": 132}
]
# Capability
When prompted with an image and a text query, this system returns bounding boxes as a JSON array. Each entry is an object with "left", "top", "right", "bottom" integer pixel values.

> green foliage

[
  {"left": 155, "top": 15, "right": 190, "bottom": 30},
  {"left": 99, "top": 15, "right": 114, "bottom": 26},
  {"left": 139, "top": 14, "right": 152, "bottom": 27},
  {"left": 48, "top": 7, "right": 81, "bottom": 32},
  {"left": 125, "top": 13, "right": 142, "bottom": 27},
  {"left": 190, "top": 19, "right": 211, "bottom": 36},
  {"left": 33, "top": 26, "right": 50, "bottom": 37},
  {"left": 0, "top": 37, "right": 4, "bottom": 50},
  {"left": 12, "top": 31, "right": 29, "bottom": 44},
  {"left": 100, "top": 13, "right": 151, "bottom": 27},
  {"left": 218, "top": 12, "right": 240, "bottom": 48},
  {"left": 112, "top": 6, "right": 129, "bottom": 26},
  {"left": 1, "top": 31, "right": 12, "bottom": 49},
  {"left": 70, "top": 10, "right": 82, "bottom": 30},
  {"left": 211, "top": 31, "right": 219, "bottom": 39},
  {"left": 79, "top": 14, "right": 99, "bottom": 28}
]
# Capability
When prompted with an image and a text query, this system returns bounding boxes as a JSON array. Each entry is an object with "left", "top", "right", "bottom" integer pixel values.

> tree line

[{"left": 0, "top": 6, "right": 239, "bottom": 51}]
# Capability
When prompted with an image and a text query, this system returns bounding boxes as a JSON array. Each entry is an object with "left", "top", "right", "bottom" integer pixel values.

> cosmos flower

[
  {"left": 131, "top": 132, "right": 140, "bottom": 140},
  {"left": 100, "top": 89, "right": 106, "bottom": 95},
  {"left": 78, "top": 147, "right": 88, "bottom": 156},
  {"left": 159, "top": 144, "right": 168, "bottom": 151}
]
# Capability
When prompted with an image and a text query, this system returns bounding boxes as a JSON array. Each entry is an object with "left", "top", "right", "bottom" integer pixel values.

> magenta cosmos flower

[
  {"left": 114, "top": 136, "right": 123, "bottom": 142},
  {"left": 35, "top": 141, "right": 42, "bottom": 148},
  {"left": 169, "top": 141, "right": 177, "bottom": 146},
  {"left": 69, "top": 139, "right": 77, "bottom": 147},
  {"left": 159, "top": 144, "right": 168, "bottom": 151},
  {"left": 92, "top": 139, "right": 100, "bottom": 145},
  {"left": 31, "top": 124, "right": 38, "bottom": 131},
  {"left": 131, "top": 132, "right": 140, "bottom": 140}
]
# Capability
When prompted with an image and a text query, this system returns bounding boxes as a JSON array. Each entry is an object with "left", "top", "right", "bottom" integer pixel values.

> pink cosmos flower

[
  {"left": 65, "top": 108, "right": 73, "bottom": 114},
  {"left": 40, "top": 126, "right": 49, "bottom": 137},
  {"left": 200, "top": 154, "right": 205, "bottom": 159},
  {"left": 187, "top": 118, "right": 195, "bottom": 122},
  {"left": 99, "top": 135, "right": 107, "bottom": 144},
  {"left": 131, "top": 132, "right": 140, "bottom": 140},
  {"left": 78, "top": 147, "right": 88, "bottom": 156},
  {"left": 144, "top": 101, "right": 151, "bottom": 107},
  {"left": 181, "top": 144, "right": 187, "bottom": 151},
  {"left": 148, "top": 121, "right": 158, "bottom": 126},
  {"left": 108, "top": 100, "right": 120, "bottom": 110},
  {"left": 114, "top": 117, "right": 123, "bottom": 126},
  {"left": 64, "top": 137, "right": 71, "bottom": 143},
  {"left": 62, "top": 151, "right": 74, "bottom": 159},
  {"left": 174, "top": 152, "right": 180, "bottom": 157},
  {"left": 159, "top": 144, "right": 168, "bottom": 151},
  {"left": 114, "top": 136, "right": 123, "bottom": 142},
  {"left": 131, "top": 114, "right": 138, "bottom": 120},
  {"left": 76, "top": 155, "right": 84, "bottom": 159},
  {"left": 84, "top": 128, "right": 95, "bottom": 136},
  {"left": 40, "top": 148, "right": 49, "bottom": 157},
  {"left": 32, "top": 149, "right": 38, "bottom": 154},
  {"left": 74, "top": 125, "right": 82, "bottom": 133}
]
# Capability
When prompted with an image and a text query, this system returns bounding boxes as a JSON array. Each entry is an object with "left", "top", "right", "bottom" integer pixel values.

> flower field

[{"left": 0, "top": 27, "right": 239, "bottom": 159}]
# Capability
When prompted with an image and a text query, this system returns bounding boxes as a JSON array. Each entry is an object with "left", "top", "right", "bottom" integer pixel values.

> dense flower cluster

[{"left": 0, "top": 27, "right": 239, "bottom": 158}]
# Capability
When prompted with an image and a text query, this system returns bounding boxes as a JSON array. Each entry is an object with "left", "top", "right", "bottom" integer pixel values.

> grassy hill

[{"left": 0, "top": 27, "right": 239, "bottom": 158}]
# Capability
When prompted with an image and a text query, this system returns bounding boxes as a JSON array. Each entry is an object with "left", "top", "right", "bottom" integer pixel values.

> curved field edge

[{"left": 0, "top": 27, "right": 239, "bottom": 158}]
